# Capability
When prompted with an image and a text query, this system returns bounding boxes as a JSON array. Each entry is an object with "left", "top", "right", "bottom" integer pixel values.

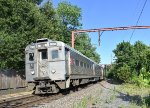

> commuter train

[{"left": 25, "top": 38, "right": 104, "bottom": 94}]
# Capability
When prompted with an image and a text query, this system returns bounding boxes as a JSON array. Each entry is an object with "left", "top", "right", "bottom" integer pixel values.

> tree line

[
  {"left": 109, "top": 41, "right": 150, "bottom": 86},
  {"left": 0, "top": 0, "right": 100, "bottom": 70}
]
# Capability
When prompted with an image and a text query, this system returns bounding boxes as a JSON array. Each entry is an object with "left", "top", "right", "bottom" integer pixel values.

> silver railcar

[{"left": 25, "top": 38, "right": 104, "bottom": 94}]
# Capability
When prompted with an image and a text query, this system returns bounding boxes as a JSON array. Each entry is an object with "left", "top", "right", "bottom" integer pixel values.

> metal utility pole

[{"left": 71, "top": 26, "right": 150, "bottom": 48}]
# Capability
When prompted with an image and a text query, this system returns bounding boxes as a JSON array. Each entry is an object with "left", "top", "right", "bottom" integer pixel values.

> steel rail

[{"left": 0, "top": 81, "right": 99, "bottom": 108}]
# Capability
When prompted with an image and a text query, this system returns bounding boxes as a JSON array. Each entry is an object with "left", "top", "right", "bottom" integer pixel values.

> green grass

[
  {"left": 73, "top": 83, "right": 150, "bottom": 108},
  {"left": 116, "top": 83, "right": 150, "bottom": 107},
  {"left": 73, "top": 96, "right": 90, "bottom": 108},
  {"left": 105, "top": 89, "right": 117, "bottom": 103},
  {"left": 73, "top": 90, "right": 102, "bottom": 108},
  {"left": 117, "top": 83, "right": 150, "bottom": 96}
]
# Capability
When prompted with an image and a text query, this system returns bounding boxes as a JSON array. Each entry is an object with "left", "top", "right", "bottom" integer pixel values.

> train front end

[{"left": 25, "top": 38, "right": 66, "bottom": 94}]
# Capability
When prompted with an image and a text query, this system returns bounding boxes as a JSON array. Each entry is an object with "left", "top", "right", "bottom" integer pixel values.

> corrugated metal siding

[
  {"left": 0, "top": 70, "right": 27, "bottom": 90},
  {"left": 70, "top": 50, "right": 94, "bottom": 76}
]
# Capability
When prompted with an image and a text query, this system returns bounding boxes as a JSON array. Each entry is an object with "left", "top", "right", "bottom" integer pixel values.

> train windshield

[
  {"left": 51, "top": 50, "right": 59, "bottom": 59},
  {"left": 39, "top": 49, "right": 48, "bottom": 60}
]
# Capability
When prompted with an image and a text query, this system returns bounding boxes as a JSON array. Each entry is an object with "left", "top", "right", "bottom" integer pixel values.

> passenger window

[
  {"left": 75, "top": 60, "right": 79, "bottom": 66},
  {"left": 41, "top": 49, "right": 48, "bottom": 59},
  {"left": 52, "top": 50, "right": 59, "bottom": 59},
  {"left": 89, "top": 65, "right": 91, "bottom": 69},
  {"left": 80, "top": 62, "right": 83, "bottom": 67},
  {"left": 84, "top": 63, "right": 86, "bottom": 68},
  {"left": 29, "top": 53, "right": 34, "bottom": 61},
  {"left": 87, "top": 64, "right": 89, "bottom": 68}
]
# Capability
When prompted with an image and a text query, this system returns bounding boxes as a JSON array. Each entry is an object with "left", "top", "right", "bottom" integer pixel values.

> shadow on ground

[
  {"left": 101, "top": 79, "right": 150, "bottom": 107},
  {"left": 106, "top": 79, "right": 123, "bottom": 85},
  {"left": 117, "top": 93, "right": 150, "bottom": 107}
]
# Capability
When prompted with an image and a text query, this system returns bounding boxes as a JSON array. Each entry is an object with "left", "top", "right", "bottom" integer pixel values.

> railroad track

[
  {"left": 0, "top": 94, "right": 35, "bottom": 108},
  {"left": 0, "top": 93, "right": 65, "bottom": 108},
  {"left": 0, "top": 82, "right": 99, "bottom": 108}
]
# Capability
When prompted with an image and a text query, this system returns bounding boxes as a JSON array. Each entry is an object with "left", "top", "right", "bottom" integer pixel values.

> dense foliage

[
  {"left": 57, "top": 1, "right": 82, "bottom": 44},
  {"left": 0, "top": 0, "right": 100, "bottom": 70},
  {"left": 110, "top": 41, "right": 150, "bottom": 86},
  {"left": 75, "top": 33, "right": 100, "bottom": 63}
]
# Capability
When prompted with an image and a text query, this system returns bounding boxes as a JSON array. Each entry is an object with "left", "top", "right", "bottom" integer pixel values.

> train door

[
  {"left": 37, "top": 49, "right": 49, "bottom": 77},
  {"left": 49, "top": 46, "right": 66, "bottom": 80}
]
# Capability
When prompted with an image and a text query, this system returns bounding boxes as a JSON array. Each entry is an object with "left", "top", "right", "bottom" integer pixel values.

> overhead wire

[
  {"left": 134, "top": 0, "right": 142, "bottom": 16},
  {"left": 129, "top": 0, "right": 148, "bottom": 42}
]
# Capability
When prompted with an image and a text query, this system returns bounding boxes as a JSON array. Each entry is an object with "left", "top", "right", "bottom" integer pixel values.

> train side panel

[
  {"left": 64, "top": 46, "right": 103, "bottom": 86},
  {"left": 69, "top": 49, "right": 94, "bottom": 79}
]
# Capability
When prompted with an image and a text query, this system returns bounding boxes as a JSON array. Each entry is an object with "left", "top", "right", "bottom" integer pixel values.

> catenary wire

[{"left": 129, "top": 0, "right": 148, "bottom": 42}]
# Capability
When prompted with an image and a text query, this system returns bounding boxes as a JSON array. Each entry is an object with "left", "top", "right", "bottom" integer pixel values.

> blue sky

[{"left": 42, "top": 0, "right": 150, "bottom": 64}]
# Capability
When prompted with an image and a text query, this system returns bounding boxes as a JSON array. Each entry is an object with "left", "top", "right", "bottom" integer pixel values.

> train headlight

[
  {"left": 38, "top": 45, "right": 41, "bottom": 48},
  {"left": 51, "top": 69, "right": 56, "bottom": 74},
  {"left": 44, "top": 43, "right": 49, "bottom": 47},
  {"left": 31, "top": 71, "right": 35, "bottom": 75}
]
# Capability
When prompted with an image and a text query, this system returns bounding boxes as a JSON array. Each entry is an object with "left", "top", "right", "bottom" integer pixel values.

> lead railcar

[{"left": 25, "top": 38, "right": 104, "bottom": 94}]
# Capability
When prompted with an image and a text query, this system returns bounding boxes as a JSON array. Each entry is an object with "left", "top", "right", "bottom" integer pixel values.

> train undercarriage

[
  {"left": 33, "top": 80, "right": 60, "bottom": 94},
  {"left": 32, "top": 77, "right": 101, "bottom": 94}
]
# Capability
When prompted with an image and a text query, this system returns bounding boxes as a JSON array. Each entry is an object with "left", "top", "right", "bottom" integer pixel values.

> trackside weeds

[{"left": 35, "top": 80, "right": 150, "bottom": 108}]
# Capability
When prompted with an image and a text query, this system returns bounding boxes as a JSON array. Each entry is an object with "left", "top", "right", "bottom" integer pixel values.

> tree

[
  {"left": 112, "top": 40, "right": 150, "bottom": 83},
  {"left": 31, "top": 0, "right": 43, "bottom": 5},
  {"left": 0, "top": 0, "right": 101, "bottom": 70},
  {"left": 40, "top": 1, "right": 61, "bottom": 40},
  {"left": 133, "top": 41, "right": 149, "bottom": 75},
  {"left": 113, "top": 41, "right": 134, "bottom": 68},
  {"left": 75, "top": 33, "right": 100, "bottom": 63},
  {"left": 56, "top": 1, "right": 100, "bottom": 63},
  {"left": 0, "top": 0, "right": 59, "bottom": 69},
  {"left": 57, "top": 1, "right": 82, "bottom": 45}
]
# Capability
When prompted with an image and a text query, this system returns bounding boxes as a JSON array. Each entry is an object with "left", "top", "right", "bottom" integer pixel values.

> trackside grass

[
  {"left": 116, "top": 83, "right": 150, "bottom": 108},
  {"left": 73, "top": 83, "right": 150, "bottom": 108}
]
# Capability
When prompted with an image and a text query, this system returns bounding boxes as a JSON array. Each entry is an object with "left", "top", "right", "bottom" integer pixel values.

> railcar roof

[
  {"left": 64, "top": 43, "right": 98, "bottom": 65},
  {"left": 26, "top": 38, "right": 100, "bottom": 65}
]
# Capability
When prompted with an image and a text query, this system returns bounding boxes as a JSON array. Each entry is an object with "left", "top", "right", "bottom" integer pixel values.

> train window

[
  {"left": 52, "top": 50, "right": 58, "bottom": 59},
  {"left": 87, "top": 64, "right": 89, "bottom": 68},
  {"left": 41, "top": 49, "right": 48, "bottom": 59},
  {"left": 84, "top": 63, "right": 86, "bottom": 68},
  {"left": 29, "top": 53, "right": 34, "bottom": 61},
  {"left": 75, "top": 60, "right": 79, "bottom": 66},
  {"left": 80, "top": 62, "right": 83, "bottom": 67},
  {"left": 90, "top": 65, "right": 92, "bottom": 69},
  {"left": 89, "top": 65, "right": 91, "bottom": 69}
]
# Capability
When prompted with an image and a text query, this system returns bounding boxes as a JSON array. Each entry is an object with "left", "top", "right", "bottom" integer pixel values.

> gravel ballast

[{"left": 35, "top": 80, "right": 143, "bottom": 108}]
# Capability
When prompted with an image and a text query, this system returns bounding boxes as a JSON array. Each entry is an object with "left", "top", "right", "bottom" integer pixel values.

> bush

[
  {"left": 131, "top": 71, "right": 150, "bottom": 87},
  {"left": 114, "top": 64, "right": 131, "bottom": 82},
  {"left": 112, "top": 41, "right": 150, "bottom": 86}
]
